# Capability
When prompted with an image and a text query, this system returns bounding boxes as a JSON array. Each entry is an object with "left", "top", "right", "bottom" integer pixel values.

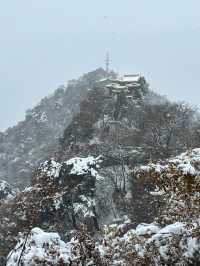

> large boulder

[
  {"left": 0, "top": 156, "right": 103, "bottom": 263},
  {"left": 6, "top": 227, "right": 73, "bottom": 266}
]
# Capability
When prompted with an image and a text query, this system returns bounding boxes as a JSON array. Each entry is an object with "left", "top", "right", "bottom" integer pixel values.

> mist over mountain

[
  {"left": 0, "top": 68, "right": 115, "bottom": 188},
  {"left": 1, "top": 68, "right": 200, "bottom": 265}
]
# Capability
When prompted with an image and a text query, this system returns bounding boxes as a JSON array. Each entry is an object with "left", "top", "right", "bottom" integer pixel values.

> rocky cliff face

[
  {"left": 5, "top": 148, "right": 200, "bottom": 266},
  {"left": 58, "top": 75, "right": 149, "bottom": 161},
  {"left": 0, "top": 155, "right": 103, "bottom": 261}
]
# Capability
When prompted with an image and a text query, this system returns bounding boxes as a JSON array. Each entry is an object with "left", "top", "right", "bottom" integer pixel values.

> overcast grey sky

[{"left": 0, "top": 0, "right": 200, "bottom": 130}]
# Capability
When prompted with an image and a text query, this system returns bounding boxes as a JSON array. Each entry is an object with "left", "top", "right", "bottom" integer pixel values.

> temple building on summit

[{"left": 96, "top": 73, "right": 148, "bottom": 99}]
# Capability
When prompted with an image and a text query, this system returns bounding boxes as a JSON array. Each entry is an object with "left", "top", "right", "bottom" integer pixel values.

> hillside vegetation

[{"left": 1, "top": 69, "right": 200, "bottom": 265}]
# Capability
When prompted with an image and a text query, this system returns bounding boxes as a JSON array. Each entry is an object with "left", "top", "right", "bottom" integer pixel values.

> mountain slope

[
  {"left": 1, "top": 70, "right": 200, "bottom": 265},
  {"left": 56, "top": 74, "right": 199, "bottom": 226},
  {"left": 0, "top": 68, "right": 114, "bottom": 187},
  {"left": 4, "top": 149, "right": 200, "bottom": 266}
]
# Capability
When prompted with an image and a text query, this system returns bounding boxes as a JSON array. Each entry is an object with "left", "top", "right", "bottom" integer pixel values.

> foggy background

[{"left": 0, "top": 0, "right": 200, "bottom": 130}]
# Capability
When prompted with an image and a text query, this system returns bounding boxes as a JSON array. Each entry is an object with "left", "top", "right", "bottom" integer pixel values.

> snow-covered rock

[
  {"left": 0, "top": 154, "right": 103, "bottom": 263},
  {"left": 6, "top": 227, "right": 73, "bottom": 266},
  {"left": 38, "top": 155, "right": 103, "bottom": 181},
  {"left": 65, "top": 155, "right": 103, "bottom": 180}
]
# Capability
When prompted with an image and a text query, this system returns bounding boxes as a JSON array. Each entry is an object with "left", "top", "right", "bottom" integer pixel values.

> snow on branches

[{"left": 134, "top": 148, "right": 200, "bottom": 225}]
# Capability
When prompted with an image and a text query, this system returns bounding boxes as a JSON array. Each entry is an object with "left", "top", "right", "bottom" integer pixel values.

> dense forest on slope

[{"left": 1, "top": 69, "right": 200, "bottom": 265}]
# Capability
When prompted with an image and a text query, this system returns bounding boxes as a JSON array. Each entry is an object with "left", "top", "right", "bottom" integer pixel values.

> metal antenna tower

[{"left": 105, "top": 52, "right": 110, "bottom": 74}]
